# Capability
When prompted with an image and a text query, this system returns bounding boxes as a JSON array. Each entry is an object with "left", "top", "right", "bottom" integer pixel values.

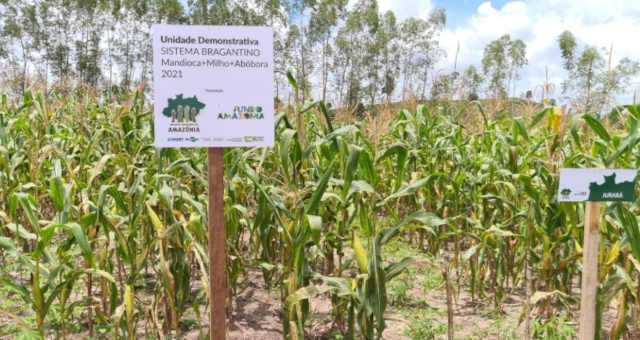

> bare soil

[{"left": 0, "top": 252, "right": 625, "bottom": 340}]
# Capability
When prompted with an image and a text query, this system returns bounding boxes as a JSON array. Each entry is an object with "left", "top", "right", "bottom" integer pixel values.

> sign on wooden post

[
  {"left": 153, "top": 24, "right": 274, "bottom": 340},
  {"left": 558, "top": 169, "right": 637, "bottom": 340}
]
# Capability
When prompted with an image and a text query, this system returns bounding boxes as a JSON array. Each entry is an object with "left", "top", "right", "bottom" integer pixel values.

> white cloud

[
  {"left": 436, "top": 0, "right": 640, "bottom": 103},
  {"left": 377, "top": 0, "right": 434, "bottom": 21}
]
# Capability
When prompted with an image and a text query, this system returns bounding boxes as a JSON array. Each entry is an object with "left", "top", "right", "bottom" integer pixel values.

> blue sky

[{"left": 432, "top": 0, "right": 510, "bottom": 27}]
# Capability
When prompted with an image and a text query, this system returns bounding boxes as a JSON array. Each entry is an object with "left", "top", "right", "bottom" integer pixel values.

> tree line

[{"left": 1, "top": 0, "right": 638, "bottom": 112}]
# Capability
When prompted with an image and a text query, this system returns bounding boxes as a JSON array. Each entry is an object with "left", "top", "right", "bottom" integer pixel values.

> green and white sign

[
  {"left": 152, "top": 24, "right": 274, "bottom": 148},
  {"left": 558, "top": 168, "right": 637, "bottom": 202}
]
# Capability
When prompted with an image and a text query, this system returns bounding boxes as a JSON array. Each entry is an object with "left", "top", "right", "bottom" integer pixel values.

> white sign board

[
  {"left": 558, "top": 168, "right": 637, "bottom": 202},
  {"left": 153, "top": 25, "right": 274, "bottom": 147}
]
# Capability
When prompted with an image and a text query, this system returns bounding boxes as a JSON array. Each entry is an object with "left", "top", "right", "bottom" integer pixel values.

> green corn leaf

[
  {"left": 385, "top": 256, "right": 416, "bottom": 282},
  {"left": 605, "top": 121, "right": 640, "bottom": 166},
  {"left": 243, "top": 163, "right": 291, "bottom": 223},
  {"left": 7, "top": 223, "right": 37, "bottom": 241},
  {"left": 529, "top": 107, "right": 551, "bottom": 128},
  {"left": 13, "top": 192, "right": 40, "bottom": 234},
  {"left": 398, "top": 211, "right": 448, "bottom": 229},
  {"left": 306, "top": 214, "right": 322, "bottom": 245},
  {"left": 583, "top": 114, "right": 611, "bottom": 142},
  {"left": 279, "top": 129, "right": 297, "bottom": 178},
  {"left": 512, "top": 117, "right": 529, "bottom": 142},
  {"left": 347, "top": 180, "right": 375, "bottom": 200},
  {"left": 377, "top": 173, "right": 442, "bottom": 207},
  {"left": 0, "top": 277, "right": 32, "bottom": 305},
  {"left": 314, "top": 274, "right": 355, "bottom": 297},
  {"left": 305, "top": 159, "right": 336, "bottom": 215},
  {"left": 318, "top": 101, "right": 334, "bottom": 133},
  {"left": 84, "top": 269, "right": 117, "bottom": 284},
  {"left": 88, "top": 154, "right": 113, "bottom": 189},
  {"left": 0, "top": 237, "right": 36, "bottom": 271},
  {"left": 49, "top": 176, "right": 64, "bottom": 213},
  {"left": 462, "top": 245, "right": 480, "bottom": 262},
  {"left": 304, "top": 125, "right": 359, "bottom": 156},
  {"left": 367, "top": 234, "right": 386, "bottom": 338},
  {"left": 342, "top": 146, "right": 361, "bottom": 199},
  {"left": 286, "top": 70, "right": 299, "bottom": 89},
  {"left": 286, "top": 285, "right": 332, "bottom": 307},
  {"left": 358, "top": 149, "right": 377, "bottom": 186},
  {"left": 67, "top": 222, "right": 94, "bottom": 267},
  {"left": 625, "top": 104, "right": 640, "bottom": 120},
  {"left": 377, "top": 227, "right": 401, "bottom": 246}
]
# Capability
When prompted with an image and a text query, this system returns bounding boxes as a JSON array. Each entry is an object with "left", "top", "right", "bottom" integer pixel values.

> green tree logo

[
  {"left": 561, "top": 188, "right": 571, "bottom": 197},
  {"left": 162, "top": 94, "right": 206, "bottom": 123}
]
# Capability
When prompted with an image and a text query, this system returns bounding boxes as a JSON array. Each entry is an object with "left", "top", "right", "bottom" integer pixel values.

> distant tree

[
  {"left": 399, "top": 9, "right": 446, "bottom": 101},
  {"left": 309, "top": 0, "right": 348, "bottom": 103},
  {"left": 379, "top": 11, "right": 400, "bottom": 105},
  {"left": 575, "top": 46, "right": 604, "bottom": 112},
  {"left": 482, "top": 35, "right": 508, "bottom": 97},
  {"left": 382, "top": 69, "right": 395, "bottom": 104},
  {"left": 334, "top": 0, "right": 379, "bottom": 107},
  {"left": 482, "top": 34, "right": 527, "bottom": 98},
  {"left": 507, "top": 38, "right": 527, "bottom": 96},
  {"left": 557, "top": 30, "right": 577, "bottom": 72},
  {"left": 431, "top": 73, "right": 452, "bottom": 100},
  {"left": 462, "top": 65, "right": 483, "bottom": 99},
  {"left": 0, "top": 0, "right": 456, "bottom": 106},
  {"left": 154, "top": 0, "right": 187, "bottom": 23},
  {"left": 285, "top": 24, "right": 314, "bottom": 103},
  {"left": 557, "top": 30, "right": 639, "bottom": 112},
  {"left": 604, "top": 57, "right": 640, "bottom": 106},
  {"left": 75, "top": 31, "right": 102, "bottom": 87},
  {"left": 365, "top": 8, "right": 400, "bottom": 107},
  {"left": 1, "top": 3, "right": 32, "bottom": 94}
]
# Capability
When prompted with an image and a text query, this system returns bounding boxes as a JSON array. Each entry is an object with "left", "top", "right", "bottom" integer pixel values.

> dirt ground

[
  {"left": 208, "top": 241, "right": 625, "bottom": 340},
  {"left": 182, "top": 268, "right": 409, "bottom": 340},
  {"left": 0, "top": 244, "right": 626, "bottom": 340}
]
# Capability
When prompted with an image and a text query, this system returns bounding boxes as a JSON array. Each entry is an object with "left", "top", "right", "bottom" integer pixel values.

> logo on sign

[
  {"left": 162, "top": 94, "right": 205, "bottom": 133},
  {"left": 244, "top": 136, "right": 265, "bottom": 142},
  {"left": 217, "top": 105, "right": 264, "bottom": 120}
]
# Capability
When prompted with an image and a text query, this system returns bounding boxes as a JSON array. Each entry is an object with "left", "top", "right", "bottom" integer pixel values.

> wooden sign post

[
  {"left": 558, "top": 169, "right": 637, "bottom": 340},
  {"left": 579, "top": 202, "right": 600, "bottom": 340},
  {"left": 153, "top": 25, "right": 274, "bottom": 340},
  {"left": 208, "top": 148, "right": 226, "bottom": 340}
]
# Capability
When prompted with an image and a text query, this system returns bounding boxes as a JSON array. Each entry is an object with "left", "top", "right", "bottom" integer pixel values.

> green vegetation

[
  {"left": 402, "top": 308, "right": 447, "bottom": 340},
  {"left": 3, "top": 1, "right": 640, "bottom": 340},
  {"left": 2, "top": 85, "right": 640, "bottom": 339},
  {"left": 530, "top": 316, "right": 576, "bottom": 340}
]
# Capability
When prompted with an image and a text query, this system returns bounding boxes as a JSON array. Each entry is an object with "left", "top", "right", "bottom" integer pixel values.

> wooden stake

[
  {"left": 208, "top": 148, "right": 227, "bottom": 340},
  {"left": 579, "top": 202, "right": 601, "bottom": 340},
  {"left": 443, "top": 261, "right": 454, "bottom": 340}
]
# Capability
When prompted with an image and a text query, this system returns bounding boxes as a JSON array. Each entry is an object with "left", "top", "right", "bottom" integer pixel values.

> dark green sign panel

[{"left": 558, "top": 169, "right": 637, "bottom": 202}]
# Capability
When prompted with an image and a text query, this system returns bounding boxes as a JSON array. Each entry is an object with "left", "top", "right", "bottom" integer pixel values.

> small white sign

[
  {"left": 558, "top": 168, "right": 637, "bottom": 202},
  {"left": 153, "top": 24, "right": 274, "bottom": 147}
]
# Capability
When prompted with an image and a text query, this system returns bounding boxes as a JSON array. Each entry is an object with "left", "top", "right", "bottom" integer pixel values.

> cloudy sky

[{"left": 379, "top": 0, "right": 640, "bottom": 102}]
